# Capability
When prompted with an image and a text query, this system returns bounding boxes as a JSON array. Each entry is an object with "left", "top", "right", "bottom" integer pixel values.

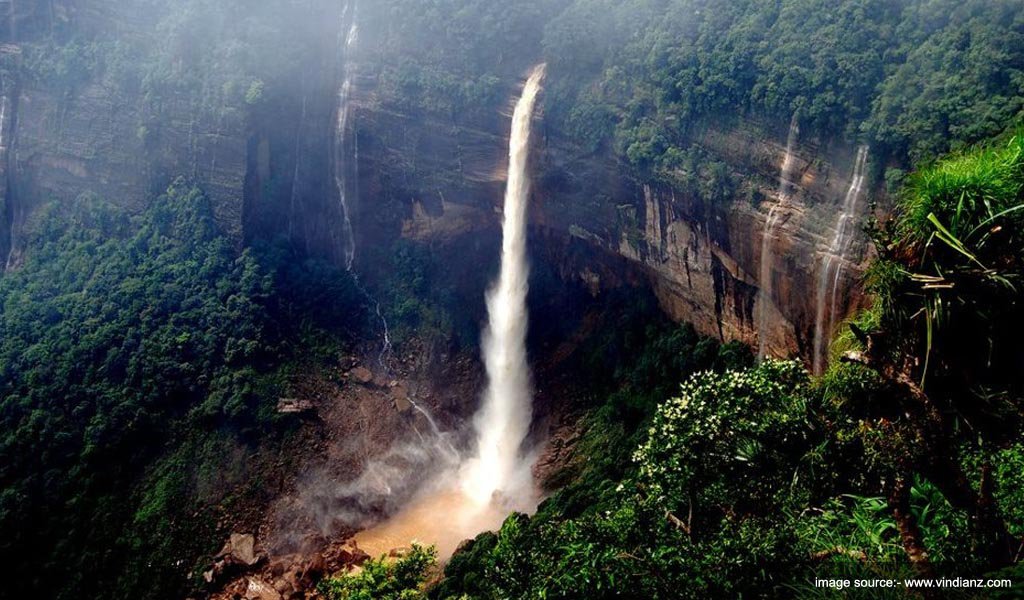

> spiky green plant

[{"left": 867, "top": 132, "right": 1024, "bottom": 392}]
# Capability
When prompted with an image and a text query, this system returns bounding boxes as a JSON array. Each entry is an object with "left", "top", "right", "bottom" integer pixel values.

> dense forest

[
  {"left": 0, "top": 181, "right": 368, "bottom": 598},
  {"left": 0, "top": 0, "right": 1022, "bottom": 599},
  {"left": 364, "top": 0, "right": 1024, "bottom": 166}
]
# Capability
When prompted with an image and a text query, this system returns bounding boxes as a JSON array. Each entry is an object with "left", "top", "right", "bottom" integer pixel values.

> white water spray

[
  {"left": 334, "top": 2, "right": 358, "bottom": 271},
  {"left": 349, "top": 67, "right": 546, "bottom": 561},
  {"left": 757, "top": 114, "right": 799, "bottom": 360},
  {"left": 288, "top": 93, "right": 307, "bottom": 242},
  {"left": 0, "top": 96, "right": 7, "bottom": 153},
  {"left": 460, "top": 65, "right": 545, "bottom": 509},
  {"left": 812, "top": 145, "right": 869, "bottom": 374}
]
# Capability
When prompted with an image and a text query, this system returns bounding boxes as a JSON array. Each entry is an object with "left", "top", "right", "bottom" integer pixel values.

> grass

[{"left": 898, "top": 133, "right": 1024, "bottom": 250}]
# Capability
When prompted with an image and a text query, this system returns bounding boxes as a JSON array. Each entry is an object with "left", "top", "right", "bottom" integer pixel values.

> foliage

[
  {"left": 815, "top": 129, "right": 1024, "bottom": 583},
  {"left": 320, "top": 544, "right": 437, "bottom": 600},
  {"left": 361, "top": 0, "right": 570, "bottom": 119},
  {"left": 0, "top": 180, "right": 362, "bottom": 600},
  {"left": 435, "top": 357, "right": 1002, "bottom": 598},
  {"left": 0, "top": 182, "right": 270, "bottom": 598},
  {"left": 15, "top": 0, "right": 336, "bottom": 153},
  {"left": 541, "top": 0, "right": 1024, "bottom": 169},
  {"left": 435, "top": 362, "right": 820, "bottom": 599},
  {"left": 431, "top": 132, "right": 1024, "bottom": 597},
  {"left": 633, "top": 361, "right": 814, "bottom": 515},
  {"left": 794, "top": 477, "right": 976, "bottom": 586},
  {"left": 379, "top": 240, "right": 462, "bottom": 346},
  {"left": 864, "top": 132, "right": 1024, "bottom": 432},
  {"left": 545, "top": 304, "right": 753, "bottom": 511},
  {"left": 364, "top": 0, "right": 1024, "bottom": 191},
  {"left": 990, "top": 444, "right": 1024, "bottom": 538}
]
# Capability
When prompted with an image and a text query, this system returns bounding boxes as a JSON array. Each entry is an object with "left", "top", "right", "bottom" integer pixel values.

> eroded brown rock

[{"left": 349, "top": 366, "right": 373, "bottom": 384}]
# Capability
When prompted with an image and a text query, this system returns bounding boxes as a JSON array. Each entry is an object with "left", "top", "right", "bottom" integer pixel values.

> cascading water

[
  {"left": 460, "top": 64, "right": 546, "bottom": 509},
  {"left": 334, "top": 2, "right": 358, "bottom": 271},
  {"left": 0, "top": 95, "right": 7, "bottom": 152},
  {"left": 288, "top": 93, "right": 307, "bottom": 242},
  {"left": 812, "top": 145, "right": 869, "bottom": 374},
  {"left": 757, "top": 114, "right": 799, "bottom": 360},
  {"left": 1, "top": 95, "right": 16, "bottom": 273},
  {"left": 351, "top": 67, "right": 546, "bottom": 560},
  {"left": 331, "top": 2, "right": 393, "bottom": 372}
]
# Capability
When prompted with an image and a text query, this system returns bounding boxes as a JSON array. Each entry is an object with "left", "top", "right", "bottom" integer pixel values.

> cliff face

[
  {"left": 352, "top": 68, "right": 877, "bottom": 360},
  {"left": 0, "top": 0, "right": 347, "bottom": 270},
  {"left": 0, "top": 1, "right": 247, "bottom": 257},
  {"left": 0, "top": 1, "right": 876, "bottom": 363}
]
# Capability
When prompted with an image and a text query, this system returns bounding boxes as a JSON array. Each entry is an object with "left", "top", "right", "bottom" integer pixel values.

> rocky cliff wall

[
  {"left": 352, "top": 64, "right": 879, "bottom": 361},
  {"left": 0, "top": 0, "right": 878, "bottom": 364},
  {"left": 0, "top": 0, "right": 247, "bottom": 258},
  {"left": 0, "top": 0, "right": 348, "bottom": 271}
]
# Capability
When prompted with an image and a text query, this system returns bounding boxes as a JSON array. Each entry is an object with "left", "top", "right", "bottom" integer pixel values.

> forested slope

[{"left": 0, "top": 180, "right": 362, "bottom": 599}]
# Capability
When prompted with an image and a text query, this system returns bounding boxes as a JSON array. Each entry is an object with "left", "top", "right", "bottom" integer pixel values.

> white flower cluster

[{"left": 631, "top": 360, "right": 806, "bottom": 495}]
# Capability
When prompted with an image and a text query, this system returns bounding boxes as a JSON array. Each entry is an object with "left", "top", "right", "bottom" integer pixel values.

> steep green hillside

[
  {"left": 0, "top": 180, "right": 363, "bottom": 599},
  {"left": 1, "top": 2, "right": 1022, "bottom": 598},
  {"left": 364, "top": 0, "right": 1024, "bottom": 168}
]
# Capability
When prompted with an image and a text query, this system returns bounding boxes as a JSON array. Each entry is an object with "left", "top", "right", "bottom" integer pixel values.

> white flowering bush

[{"left": 633, "top": 360, "right": 812, "bottom": 520}]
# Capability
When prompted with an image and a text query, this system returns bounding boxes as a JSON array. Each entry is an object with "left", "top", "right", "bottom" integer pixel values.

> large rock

[
  {"left": 244, "top": 578, "right": 282, "bottom": 600},
  {"left": 276, "top": 398, "right": 315, "bottom": 414},
  {"left": 220, "top": 533, "right": 260, "bottom": 567},
  {"left": 349, "top": 366, "right": 373, "bottom": 384}
]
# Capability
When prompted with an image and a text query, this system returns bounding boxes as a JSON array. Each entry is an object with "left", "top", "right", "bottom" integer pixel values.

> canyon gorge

[
  {"left": 0, "top": 0, "right": 879, "bottom": 365},
  {"left": 2, "top": 1, "right": 1022, "bottom": 599}
]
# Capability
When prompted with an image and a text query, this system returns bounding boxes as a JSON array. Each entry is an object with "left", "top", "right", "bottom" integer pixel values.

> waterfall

[
  {"left": 331, "top": 3, "right": 391, "bottom": 373},
  {"left": 288, "top": 93, "right": 307, "bottom": 242},
  {"left": 0, "top": 95, "right": 7, "bottom": 152},
  {"left": 8, "top": 0, "right": 15, "bottom": 43},
  {"left": 334, "top": 2, "right": 359, "bottom": 271},
  {"left": 757, "top": 114, "right": 799, "bottom": 360},
  {"left": 348, "top": 67, "right": 545, "bottom": 561},
  {"left": 461, "top": 65, "right": 545, "bottom": 509},
  {"left": 2, "top": 95, "right": 15, "bottom": 273},
  {"left": 812, "top": 145, "right": 869, "bottom": 374}
]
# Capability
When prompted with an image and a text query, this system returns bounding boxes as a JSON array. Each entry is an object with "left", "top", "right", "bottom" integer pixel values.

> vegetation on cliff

[
  {"left": 0, "top": 180, "right": 363, "bottom": 600},
  {"left": 2, "top": 1, "right": 1022, "bottom": 598},
  {"left": 366, "top": 0, "right": 1024, "bottom": 181},
  {"left": 6, "top": 0, "right": 332, "bottom": 156}
]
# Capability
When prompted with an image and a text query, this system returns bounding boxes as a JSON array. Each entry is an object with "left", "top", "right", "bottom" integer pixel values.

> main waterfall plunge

[
  {"left": 353, "top": 66, "right": 546, "bottom": 559},
  {"left": 460, "top": 64, "right": 546, "bottom": 508}
]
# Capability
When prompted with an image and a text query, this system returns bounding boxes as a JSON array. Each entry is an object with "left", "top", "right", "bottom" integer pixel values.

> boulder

[
  {"left": 297, "top": 552, "right": 326, "bottom": 589},
  {"left": 244, "top": 578, "right": 282, "bottom": 600},
  {"left": 350, "top": 366, "right": 373, "bottom": 384},
  {"left": 342, "top": 544, "right": 371, "bottom": 566},
  {"left": 276, "top": 398, "right": 314, "bottom": 414},
  {"left": 272, "top": 577, "right": 293, "bottom": 596},
  {"left": 217, "top": 533, "right": 260, "bottom": 567}
]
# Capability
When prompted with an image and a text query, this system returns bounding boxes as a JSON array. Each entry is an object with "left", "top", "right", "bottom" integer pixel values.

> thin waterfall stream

[
  {"left": 812, "top": 145, "right": 869, "bottom": 374},
  {"left": 757, "top": 115, "right": 799, "bottom": 360},
  {"left": 335, "top": 1, "right": 358, "bottom": 272}
]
